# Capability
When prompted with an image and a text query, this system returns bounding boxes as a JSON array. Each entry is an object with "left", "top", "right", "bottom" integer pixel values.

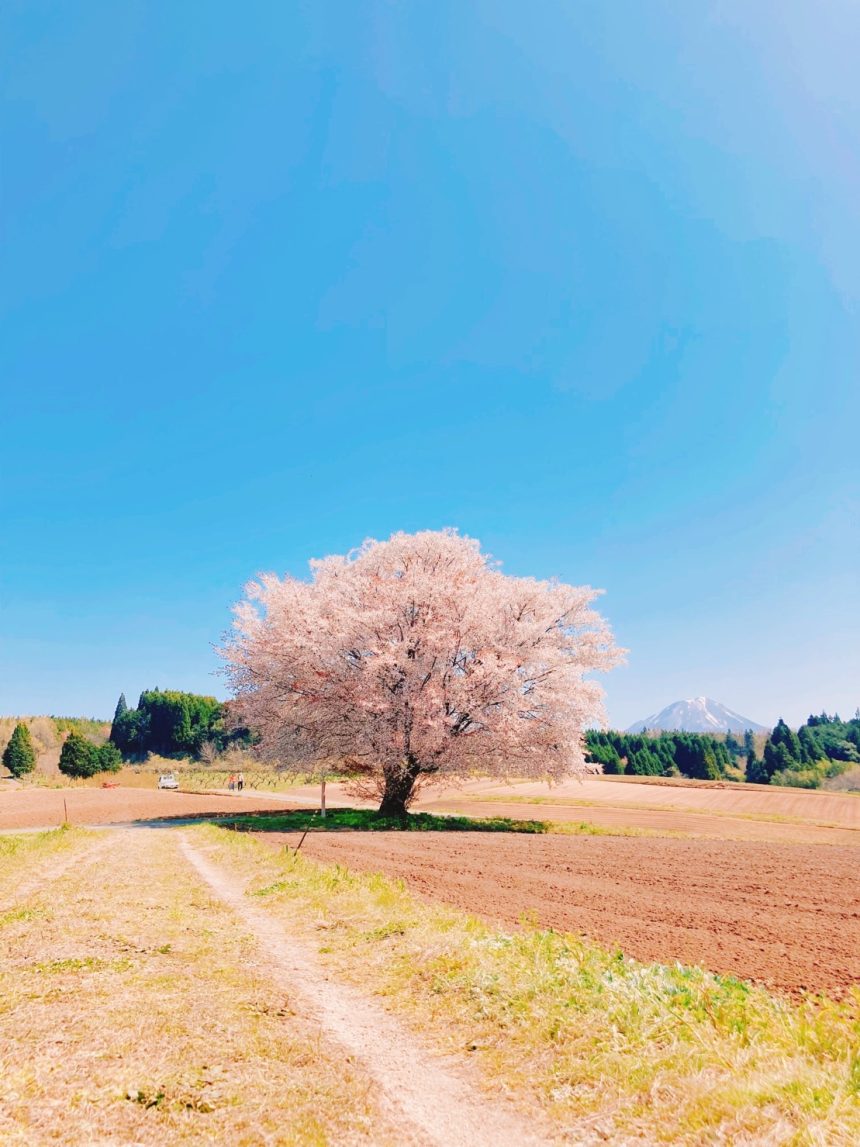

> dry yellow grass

[
  {"left": 0, "top": 825, "right": 80, "bottom": 886},
  {"left": 0, "top": 827, "right": 400, "bottom": 1145}
]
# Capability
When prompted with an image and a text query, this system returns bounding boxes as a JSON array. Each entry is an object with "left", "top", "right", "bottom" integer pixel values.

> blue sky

[{"left": 2, "top": 1, "right": 858, "bottom": 729}]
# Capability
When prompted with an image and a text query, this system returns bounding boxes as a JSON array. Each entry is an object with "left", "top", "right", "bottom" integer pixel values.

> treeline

[
  {"left": 587, "top": 711, "right": 860, "bottom": 788},
  {"left": 1, "top": 719, "right": 120, "bottom": 780},
  {"left": 52, "top": 716, "right": 111, "bottom": 741},
  {"left": 585, "top": 730, "right": 735, "bottom": 780},
  {"left": 110, "top": 689, "right": 250, "bottom": 760},
  {"left": 749, "top": 712, "right": 860, "bottom": 788}
]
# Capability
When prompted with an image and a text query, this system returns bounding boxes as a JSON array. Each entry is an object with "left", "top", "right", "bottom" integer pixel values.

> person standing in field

[
  {"left": 227, "top": 773, "right": 235, "bottom": 791},
  {"left": 237, "top": 772, "right": 245, "bottom": 792}
]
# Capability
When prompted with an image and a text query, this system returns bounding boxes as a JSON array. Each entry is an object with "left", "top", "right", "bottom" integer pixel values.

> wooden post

[
  {"left": 320, "top": 775, "right": 326, "bottom": 819},
  {"left": 63, "top": 798, "right": 68, "bottom": 825}
]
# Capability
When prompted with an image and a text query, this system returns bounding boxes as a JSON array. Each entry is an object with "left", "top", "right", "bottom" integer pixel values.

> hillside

[{"left": 0, "top": 716, "right": 110, "bottom": 777}]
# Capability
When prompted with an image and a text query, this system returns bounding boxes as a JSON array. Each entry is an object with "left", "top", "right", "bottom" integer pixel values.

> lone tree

[
  {"left": 221, "top": 530, "right": 623, "bottom": 816},
  {"left": 3, "top": 722, "right": 37, "bottom": 777},
  {"left": 59, "top": 731, "right": 98, "bottom": 779}
]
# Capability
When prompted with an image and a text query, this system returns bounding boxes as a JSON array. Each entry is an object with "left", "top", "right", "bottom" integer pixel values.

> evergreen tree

[
  {"left": 627, "top": 748, "right": 662, "bottom": 775},
  {"left": 600, "top": 747, "right": 625, "bottom": 774},
  {"left": 746, "top": 752, "right": 769, "bottom": 784},
  {"left": 3, "top": 723, "right": 37, "bottom": 777},
  {"left": 797, "top": 725, "right": 820, "bottom": 764},
  {"left": 712, "top": 740, "right": 731, "bottom": 770},
  {"left": 743, "top": 729, "right": 756, "bottom": 756},
  {"left": 701, "top": 744, "right": 722, "bottom": 780},
  {"left": 651, "top": 737, "right": 677, "bottom": 774},
  {"left": 97, "top": 741, "right": 123, "bottom": 773},
  {"left": 764, "top": 742, "right": 795, "bottom": 779},
  {"left": 724, "top": 732, "right": 742, "bottom": 758},
  {"left": 585, "top": 740, "right": 624, "bottom": 773},
  {"left": 762, "top": 740, "right": 779, "bottom": 778},
  {"left": 110, "top": 694, "right": 128, "bottom": 746},
  {"left": 59, "top": 732, "right": 99, "bottom": 778},
  {"left": 770, "top": 718, "right": 803, "bottom": 764}
]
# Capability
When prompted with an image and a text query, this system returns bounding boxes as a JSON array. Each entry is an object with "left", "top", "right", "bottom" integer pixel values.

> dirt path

[
  {"left": 257, "top": 830, "right": 860, "bottom": 998},
  {"left": 181, "top": 838, "right": 548, "bottom": 1147},
  {"left": 0, "top": 829, "right": 411, "bottom": 1144}
]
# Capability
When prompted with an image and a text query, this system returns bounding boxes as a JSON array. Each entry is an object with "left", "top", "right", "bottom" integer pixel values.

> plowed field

[
  {"left": 0, "top": 786, "right": 287, "bottom": 829},
  {"left": 255, "top": 830, "right": 860, "bottom": 998}
]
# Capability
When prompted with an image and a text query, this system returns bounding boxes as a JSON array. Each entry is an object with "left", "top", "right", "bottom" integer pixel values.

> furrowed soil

[
  {"left": 425, "top": 799, "right": 860, "bottom": 844},
  {"left": 416, "top": 776, "right": 860, "bottom": 845},
  {"left": 255, "top": 830, "right": 860, "bottom": 998},
  {"left": 428, "top": 774, "right": 860, "bottom": 825}
]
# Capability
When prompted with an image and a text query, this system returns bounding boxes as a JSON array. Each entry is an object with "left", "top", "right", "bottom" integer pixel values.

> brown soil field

[
  {"left": 255, "top": 830, "right": 860, "bottom": 999},
  {"left": 242, "top": 774, "right": 860, "bottom": 839},
  {"left": 421, "top": 775, "right": 860, "bottom": 827},
  {"left": 218, "top": 776, "right": 860, "bottom": 843},
  {"left": 0, "top": 786, "right": 288, "bottom": 829},
  {"left": 422, "top": 797, "right": 860, "bottom": 844},
  {"left": 5, "top": 772, "right": 859, "bottom": 846}
]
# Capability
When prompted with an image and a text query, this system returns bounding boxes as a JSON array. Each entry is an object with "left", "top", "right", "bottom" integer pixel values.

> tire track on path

[{"left": 180, "top": 837, "right": 550, "bottom": 1147}]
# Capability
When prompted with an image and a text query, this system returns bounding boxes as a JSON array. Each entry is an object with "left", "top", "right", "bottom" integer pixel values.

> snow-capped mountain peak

[{"left": 626, "top": 697, "right": 766, "bottom": 734}]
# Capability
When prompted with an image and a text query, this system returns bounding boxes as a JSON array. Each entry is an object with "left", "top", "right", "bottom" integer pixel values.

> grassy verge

[
  {"left": 226, "top": 807, "right": 683, "bottom": 839},
  {"left": 0, "top": 825, "right": 78, "bottom": 884},
  {"left": 0, "top": 828, "right": 400, "bottom": 1145},
  {"left": 201, "top": 825, "right": 860, "bottom": 1145}
]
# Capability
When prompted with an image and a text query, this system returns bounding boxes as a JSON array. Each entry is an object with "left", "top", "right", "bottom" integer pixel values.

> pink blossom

[{"left": 221, "top": 530, "right": 624, "bottom": 814}]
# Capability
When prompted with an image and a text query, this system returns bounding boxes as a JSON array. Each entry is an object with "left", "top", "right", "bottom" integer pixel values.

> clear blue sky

[{"left": 2, "top": 2, "right": 858, "bottom": 730}]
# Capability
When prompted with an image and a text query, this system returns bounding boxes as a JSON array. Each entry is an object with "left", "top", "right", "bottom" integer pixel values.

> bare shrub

[
  {"left": 198, "top": 740, "right": 218, "bottom": 765},
  {"left": 823, "top": 764, "right": 860, "bottom": 792}
]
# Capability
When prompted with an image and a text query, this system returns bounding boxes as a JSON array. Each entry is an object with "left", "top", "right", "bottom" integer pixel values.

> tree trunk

[{"left": 378, "top": 759, "right": 421, "bottom": 818}]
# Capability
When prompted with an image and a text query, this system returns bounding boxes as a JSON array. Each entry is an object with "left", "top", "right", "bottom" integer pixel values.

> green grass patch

[
  {"left": 33, "top": 955, "right": 133, "bottom": 975},
  {"left": 227, "top": 807, "right": 681, "bottom": 839},
  {"left": 0, "top": 905, "right": 44, "bottom": 928},
  {"left": 227, "top": 807, "right": 551, "bottom": 834}
]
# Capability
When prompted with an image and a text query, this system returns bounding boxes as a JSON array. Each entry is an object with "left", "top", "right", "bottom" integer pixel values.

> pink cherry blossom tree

[{"left": 221, "top": 529, "right": 624, "bottom": 817}]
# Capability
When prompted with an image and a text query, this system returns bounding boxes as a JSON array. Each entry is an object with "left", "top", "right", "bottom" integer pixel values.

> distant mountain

[{"left": 627, "top": 697, "right": 767, "bottom": 735}]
